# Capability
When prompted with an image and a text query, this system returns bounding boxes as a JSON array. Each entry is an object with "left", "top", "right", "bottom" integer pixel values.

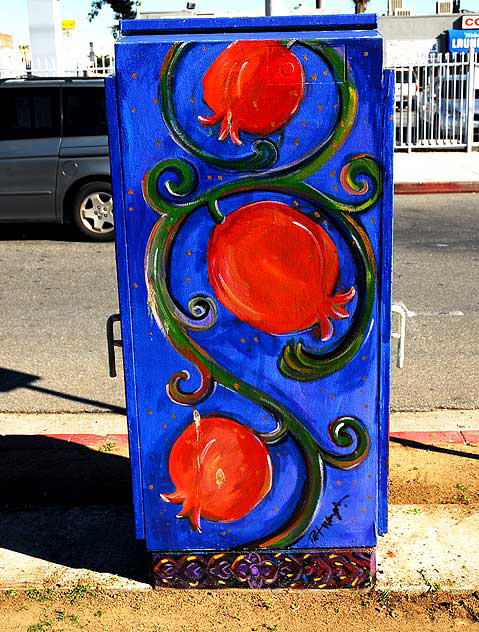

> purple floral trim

[{"left": 151, "top": 549, "right": 374, "bottom": 589}]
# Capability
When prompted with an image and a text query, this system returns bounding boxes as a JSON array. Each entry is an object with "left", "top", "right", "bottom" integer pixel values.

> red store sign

[{"left": 462, "top": 15, "right": 479, "bottom": 29}]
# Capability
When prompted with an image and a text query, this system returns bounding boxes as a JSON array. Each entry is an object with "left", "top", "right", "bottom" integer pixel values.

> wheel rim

[{"left": 79, "top": 191, "right": 114, "bottom": 235}]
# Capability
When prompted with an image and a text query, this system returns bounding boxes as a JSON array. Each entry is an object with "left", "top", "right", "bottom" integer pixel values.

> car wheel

[{"left": 72, "top": 181, "right": 114, "bottom": 241}]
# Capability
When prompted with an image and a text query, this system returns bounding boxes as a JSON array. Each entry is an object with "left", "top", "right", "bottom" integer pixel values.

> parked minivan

[{"left": 0, "top": 77, "right": 113, "bottom": 241}]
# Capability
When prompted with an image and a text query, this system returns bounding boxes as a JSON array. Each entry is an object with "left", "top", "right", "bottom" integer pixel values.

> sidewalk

[
  {"left": 394, "top": 151, "right": 479, "bottom": 193},
  {"left": 0, "top": 409, "right": 477, "bottom": 592}
]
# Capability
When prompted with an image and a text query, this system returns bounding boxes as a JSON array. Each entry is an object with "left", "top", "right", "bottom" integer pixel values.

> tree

[
  {"left": 88, "top": 0, "right": 139, "bottom": 36},
  {"left": 352, "top": 0, "right": 369, "bottom": 13}
]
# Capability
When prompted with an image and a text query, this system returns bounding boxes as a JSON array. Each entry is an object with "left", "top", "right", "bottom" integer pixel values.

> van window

[
  {"left": 0, "top": 88, "right": 60, "bottom": 141},
  {"left": 62, "top": 87, "right": 108, "bottom": 137}
]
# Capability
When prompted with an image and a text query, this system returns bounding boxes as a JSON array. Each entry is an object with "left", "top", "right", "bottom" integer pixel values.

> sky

[{"left": 1, "top": 0, "right": 477, "bottom": 54}]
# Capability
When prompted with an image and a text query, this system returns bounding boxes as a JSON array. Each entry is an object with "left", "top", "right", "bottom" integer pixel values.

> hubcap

[{"left": 79, "top": 191, "right": 114, "bottom": 234}]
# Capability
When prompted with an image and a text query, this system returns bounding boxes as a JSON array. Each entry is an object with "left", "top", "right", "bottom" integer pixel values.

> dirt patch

[
  {"left": 389, "top": 442, "right": 479, "bottom": 505},
  {"left": 0, "top": 588, "right": 478, "bottom": 632}
]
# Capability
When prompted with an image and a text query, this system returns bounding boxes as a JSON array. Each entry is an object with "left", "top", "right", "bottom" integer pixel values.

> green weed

[
  {"left": 99, "top": 442, "right": 116, "bottom": 452},
  {"left": 65, "top": 583, "right": 93, "bottom": 603},
  {"left": 418, "top": 568, "right": 443, "bottom": 592}
]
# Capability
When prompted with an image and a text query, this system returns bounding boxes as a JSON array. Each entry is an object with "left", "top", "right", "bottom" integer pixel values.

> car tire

[{"left": 72, "top": 181, "right": 115, "bottom": 242}]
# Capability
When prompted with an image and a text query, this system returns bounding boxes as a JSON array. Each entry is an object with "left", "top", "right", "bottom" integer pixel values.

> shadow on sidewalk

[
  {"left": 0, "top": 435, "right": 148, "bottom": 583},
  {"left": 0, "top": 367, "right": 126, "bottom": 415},
  {"left": 391, "top": 436, "right": 479, "bottom": 460}
]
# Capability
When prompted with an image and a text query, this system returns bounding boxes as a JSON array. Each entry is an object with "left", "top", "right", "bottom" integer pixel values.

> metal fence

[
  {"left": 390, "top": 51, "right": 479, "bottom": 152},
  {"left": 0, "top": 55, "right": 114, "bottom": 79}
]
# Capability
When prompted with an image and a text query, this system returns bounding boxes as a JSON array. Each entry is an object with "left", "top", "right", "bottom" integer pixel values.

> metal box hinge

[{"left": 106, "top": 313, "right": 123, "bottom": 377}]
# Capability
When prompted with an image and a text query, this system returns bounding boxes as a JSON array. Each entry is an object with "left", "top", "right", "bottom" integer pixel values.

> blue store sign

[{"left": 448, "top": 29, "right": 479, "bottom": 53}]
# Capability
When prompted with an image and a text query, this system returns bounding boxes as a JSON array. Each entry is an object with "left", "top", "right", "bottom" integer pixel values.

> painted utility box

[{"left": 106, "top": 14, "right": 394, "bottom": 589}]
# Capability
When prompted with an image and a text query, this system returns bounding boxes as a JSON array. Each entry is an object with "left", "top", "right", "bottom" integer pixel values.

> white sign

[{"left": 462, "top": 15, "right": 479, "bottom": 29}]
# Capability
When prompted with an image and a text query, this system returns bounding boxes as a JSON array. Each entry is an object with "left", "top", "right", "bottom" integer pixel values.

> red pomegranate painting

[
  {"left": 198, "top": 40, "right": 305, "bottom": 145},
  {"left": 208, "top": 201, "right": 355, "bottom": 340},
  {"left": 161, "top": 414, "right": 272, "bottom": 531}
]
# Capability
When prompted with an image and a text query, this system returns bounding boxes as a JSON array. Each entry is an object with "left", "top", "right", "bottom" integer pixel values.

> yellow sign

[{"left": 62, "top": 20, "right": 76, "bottom": 30}]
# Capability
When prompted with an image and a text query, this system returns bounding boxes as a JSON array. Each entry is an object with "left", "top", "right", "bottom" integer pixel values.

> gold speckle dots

[
  {"left": 221, "top": 531, "right": 227, "bottom": 536},
  {"left": 128, "top": 206, "right": 134, "bottom": 212},
  {"left": 312, "top": 73, "right": 317, "bottom": 81},
  {"left": 131, "top": 72, "right": 137, "bottom": 78},
  {"left": 190, "top": 97, "right": 195, "bottom": 103},
  {"left": 132, "top": 282, "right": 139, "bottom": 288},
  {"left": 152, "top": 98, "right": 158, "bottom": 104},
  {"left": 162, "top": 424, "right": 167, "bottom": 429},
  {"left": 330, "top": 170, "right": 335, "bottom": 177},
  {"left": 323, "top": 70, "right": 329, "bottom": 76},
  {"left": 185, "top": 277, "right": 190, "bottom": 283},
  {"left": 234, "top": 383, "right": 239, "bottom": 390},
  {"left": 303, "top": 54, "right": 308, "bottom": 61},
  {"left": 186, "top": 250, "right": 192, "bottom": 256},
  {"left": 333, "top": 184, "right": 338, "bottom": 191},
  {"left": 147, "top": 410, "right": 153, "bottom": 415},
  {"left": 170, "top": 414, "right": 176, "bottom": 419},
  {"left": 367, "top": 495, "right": 372, "bottom": 500},
  {"left": 128, "top": 189, "right": 134, "bottom": 194},
  {"left": 202, "top": 46, "right": 206, "bottom": 51},
  {"left": 328, "top": 394, "right": 335, "bottom": 399},
  {"left": 155, "top": 140, "right": 161, "bottom": 146},
  {"left": 362, "top": 355, "right": 368, "bottom": 360},
  {"left": 207, "top": 175, "right": 213, "bottom": 180},
  {"left": 317, "top": 105, "right": 323, "bottom": 111},
  {"left": 390, "top": 115, "right": 395, "bottom": 120},
  {"left": 364, "top": 51, "right": 369, "bottom": 57},
  {"left": 253, "top": 337, "right": 259, "bottom": 343},
  {"left": 217, "top": 175, "right": 223, "bottom": 180},
  {"left": 314, "top": 211, "right": 320, "bottom": 218},
  {"left": 131, "top": 107, "right": 136, "bottom": 113},
  {"left": 360, "top": 508, "right": 366, "bottom": 513},
  {"left": 276, "top": 452, "right": 281, "bottom": 457},
  {"left": 148, "top": 484, "right": 154, "bottom": 490},
  {"left": 240, "top": 338, "right": 246, "bottom": 343},
  {"left": 294, "top": 138, "right": 299, "bottom": 146},
  {"left": 370, "top": 217, "right": 375, "bottom": 223},
  {"left": 293, "top": 200, "right": 299, "bottom": 207},
  {"left": 364, "top": 404, "right": 369, "bottom": 409},
  {"left": 336, "top": 480, "right": 342, "bottom": 486},
  {"left": 362, "top": 376, "right": 367, "bottom": 381},
  {"left": 301, "top": 120, "right": 306, "bottom": 127},
  {"left": 322, "top": 219, "right": 328, "bottom": 226}
]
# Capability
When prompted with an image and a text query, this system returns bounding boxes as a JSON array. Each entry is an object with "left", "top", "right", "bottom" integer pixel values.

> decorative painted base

[{"left": 151, "top": 549, "right": 375, "bottom": 589}]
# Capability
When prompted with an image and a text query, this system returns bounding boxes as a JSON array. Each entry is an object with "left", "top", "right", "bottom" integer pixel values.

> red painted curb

[
  {"left": 395, "top": 182, "right": 479, "bottom": 195},
  {"left": 390, "top": 431, "right": 465, "bottom": 444},
  {"left": 44, "top": 433, "right": 129, "bottom": 446},
  {"left": 461, "top": 430, "right": 479, "bottom": 445},
  {"left": 1, "top": 432, "right": 474, "bottom": 449}
]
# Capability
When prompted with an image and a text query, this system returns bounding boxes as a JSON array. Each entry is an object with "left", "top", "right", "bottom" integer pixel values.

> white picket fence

[{"left": 389, "top": 51, "right": 479, "bottom": 152}]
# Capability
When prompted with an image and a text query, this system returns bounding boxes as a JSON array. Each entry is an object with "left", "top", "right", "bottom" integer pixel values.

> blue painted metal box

[{"left": 106, "top": 14, "right": 394, "bottom": 589}]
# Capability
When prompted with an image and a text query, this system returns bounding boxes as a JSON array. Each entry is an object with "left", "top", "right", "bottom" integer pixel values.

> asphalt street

[{"left": 0, "top": 192, "right": 478, "bottom": 414}]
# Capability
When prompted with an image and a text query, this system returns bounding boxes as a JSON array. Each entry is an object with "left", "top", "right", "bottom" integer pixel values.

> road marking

[
  {"left": 414, "top": 310, "right": 464, "bottom": 317},
  {"left": 396, "top": 301, "right": 416, "bottom": 317}
]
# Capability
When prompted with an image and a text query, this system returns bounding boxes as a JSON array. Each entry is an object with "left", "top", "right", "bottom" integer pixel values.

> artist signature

[{"left": 309, "top": 495, "right": 350, "bottom": 542}]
